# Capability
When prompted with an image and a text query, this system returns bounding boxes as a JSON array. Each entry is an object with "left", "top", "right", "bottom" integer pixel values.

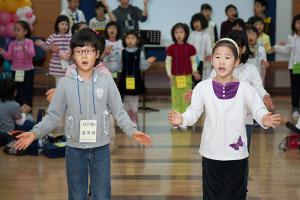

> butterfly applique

[{"left": 229, "top": 136, "right": 244, "bottom": 150}]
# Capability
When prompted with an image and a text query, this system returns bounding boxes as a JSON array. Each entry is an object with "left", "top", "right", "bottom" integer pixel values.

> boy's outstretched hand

[
  {"left": 168, "top": 110, "right": 183, "bottom": 126},
  {"left": 13, "top": 132, "right": 36, "bottom": 150},
  {"left": 45, "top": 88, "right": 56, "bottom": 103},
  {"left": 262, "top": 112, "right": 282, "bottom": 128},
  {"left": 133, "top": 131, "right": 152, "bottom": 147}
]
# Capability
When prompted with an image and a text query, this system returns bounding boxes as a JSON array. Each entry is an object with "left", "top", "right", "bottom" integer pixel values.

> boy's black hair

[
  {"left": 232, "top": 18, "right": 246, "bottom": 31},
  {"left": 171, "top": 23, "right": 190, "bottom": 43},
  {"left": 0, "top": 79, "right": 16, "bottom": 102},
  {"left": 201, "top": 3, "right": 212, "bottom": 11},
  {"left": 225, "top": 4, "right": 237, "bottom": 13},
  {"left": 71, "top": 22, "right": 87, "bottom": 34},
  {"left": 16, "top": 20, "right": 31, "bottom": 38},
  {"left": 70, "top": 28, "right": 106, "bottom": 64},
  {"left": 292, "top": 14, "right": 300, "bottom": 34},
  {"left": 246, "top": 25, "right": 259, "bottom": 36},
  {"left": 247, "top": 16, "right": 264, "bottom": 26},
  {"left": 190, "top": 13, "right": 208, "bottom": 31},
  {"left": 254, "top": 0, "right": 268, "bottom": 9},
  {"left": 213, "top": 40, "right": 239, "bottom": 60},
  {"left": 122, "top": 29, "right": 142, "bottom": 48},
  {"left": 104, "top": 21, "right": 121, "bottom": 40},
  {"left": 95, "top": 1, "right": 107, "bottom": 13},
  {"left": 227, "top": 30, "right": 254, "bottom": 64},
  {"left": 54, "top": 15, "right": 70, "bottom": 34}
]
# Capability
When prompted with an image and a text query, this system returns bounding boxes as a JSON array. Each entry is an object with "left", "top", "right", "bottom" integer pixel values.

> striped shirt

[{"left": 44, "top": 33, "right": 72, "bottom": 76}]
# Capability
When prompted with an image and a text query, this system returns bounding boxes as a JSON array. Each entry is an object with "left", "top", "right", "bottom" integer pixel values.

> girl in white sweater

[
  {"left": 188, "top": 13, "right": 212, "bottom": 82},
  {"left": 169, "top": 38, "right": 281, "bottom": 200},
  {"left": 273, "top": 14, "right": 300, "bottom": 118}
]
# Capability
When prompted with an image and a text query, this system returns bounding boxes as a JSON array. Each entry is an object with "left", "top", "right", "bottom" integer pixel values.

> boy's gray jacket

[{"left": 31, "top": 69, "right": 138, "bottom": 148}]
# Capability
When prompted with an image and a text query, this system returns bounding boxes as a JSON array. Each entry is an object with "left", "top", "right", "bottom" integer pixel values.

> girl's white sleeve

[
  {"left": 245, "top": 83, "right": 269, "bottom": 129},
  {"left": 165, "top": 56, "right": 172, "bottom": 77},
  {"left": 182, "top": 84, "right": 204, "bottom": 126},
  {"left": 249, "top": 67, "right": 269, "bottom": 98},
  {"left": 139, "top": 51, "right": 150, "bottom": 71},
  {"left": 274, "top": 35, "right": 293, "bottom": 55},
  {"left": 261, "top": 46, "right": 267, "bottom": 62},
  {"left": 205, "top": 34, "right": 212, "bottom": 55},
  {"left": 190, "top": 55, "right": 197, "bottom": 72}
]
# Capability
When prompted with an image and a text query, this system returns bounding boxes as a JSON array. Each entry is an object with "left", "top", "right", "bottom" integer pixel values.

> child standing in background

[
  {"left": 35, "top": 15, "right": 72, "bottom": 86},
  {"left": 248, "top": 16, "right": 272, "bottom": 54},
  {"left": 220, "top": 4, "right": 238, "bottom": 38},
  {"left": 119, "top": 30, "right": 156, "bottom": 125},
  {"left": 102, "top": 21, "right": 123, "bottom": 79},
  {"left": 89, "top": 0, "right": 116, "bottom": 35},
  {"left": 0, "top": 21, "right": 35, "bottom": 110},
  {"left": 165, "top": 23, "right": 200, "bottom": 129},
  {"left": 13, "top": 29, "right": 152, "bottom": 200},
  {"left": 247, "top": 25, "right": 269, "bottom": 84},
  {"left": 200, "top": 3, "right": 218, "bottom": 45},
  {"left": 188, "top": 14, "right": 212, "bottom": 81},
  {"left": 61, "top": 0, "right": 86, "bottom": 31},
  {"left": 252, "top": 0, "right": 273, "bottom": 36},
  {"left": 169, "top": 38, "right": 281, "bottom": 200},
  {"left": 273, "top": 14, "right": 300, "bottom": 118}
]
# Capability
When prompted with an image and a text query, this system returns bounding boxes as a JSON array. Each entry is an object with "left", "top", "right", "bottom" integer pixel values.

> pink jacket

[{"left": 2, "top": 39, "right": 35, "bottom": 71}]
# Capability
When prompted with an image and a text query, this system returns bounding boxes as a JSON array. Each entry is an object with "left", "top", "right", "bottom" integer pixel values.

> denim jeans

[{"left": 65, "top": 145, "right": 111, "bottom": 200}]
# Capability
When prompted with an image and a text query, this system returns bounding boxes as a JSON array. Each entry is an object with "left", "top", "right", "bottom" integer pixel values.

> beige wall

[{"left": 32, "top": 0, "right": 61, "bottom": 38}]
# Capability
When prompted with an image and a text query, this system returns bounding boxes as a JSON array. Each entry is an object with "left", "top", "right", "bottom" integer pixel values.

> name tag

[
  {"left": 15, "top": 70, "right": 25, "bottom": 82},
  {"left": 293, "top": 63, "right": 300, "bottom": 74},
  {"left": 79, "top": 120, "right": 97, "bottom": 143},
  {"left": 176, "top": 76, "right": 186, "bottom": 89},
  {"left": 126, "top": 77, "right": 135, "bottom": 90}
]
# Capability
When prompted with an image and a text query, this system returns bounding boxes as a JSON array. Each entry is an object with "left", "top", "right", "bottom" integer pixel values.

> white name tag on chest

[
  {"left": 15, "top": 70, "right": 25, "bottom": 82},
  {"left": 79, "top": 120, "right": 97, "bottom": 143}
]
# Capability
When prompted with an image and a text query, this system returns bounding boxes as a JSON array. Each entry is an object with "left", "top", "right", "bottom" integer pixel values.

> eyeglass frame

[{"left": 73, "top": 48, "right": 96, "bottom": 56}]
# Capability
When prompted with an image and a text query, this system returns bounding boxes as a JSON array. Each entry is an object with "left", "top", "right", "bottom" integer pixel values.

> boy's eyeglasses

[{"left": 73, "top": 49, "right": 96, "bottom": 56}]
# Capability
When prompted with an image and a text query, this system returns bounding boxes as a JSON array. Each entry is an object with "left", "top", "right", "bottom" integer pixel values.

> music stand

[{"left": 138, "top": 30, "right": 165, "bottom": 112}]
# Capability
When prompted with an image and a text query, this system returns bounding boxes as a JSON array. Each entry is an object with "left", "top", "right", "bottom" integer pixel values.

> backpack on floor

[{"left": 42, "top": 135, "right": 66, "bottom": 158}]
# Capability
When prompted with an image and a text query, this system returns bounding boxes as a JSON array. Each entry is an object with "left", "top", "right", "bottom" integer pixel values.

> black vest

[{"left": 119, "top": 49, "right": 145, "bottom": 96}]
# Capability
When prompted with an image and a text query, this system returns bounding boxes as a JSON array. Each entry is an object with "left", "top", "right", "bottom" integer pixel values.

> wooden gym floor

[{"left": 0, "top": 95, "right": 299, "bottom": 200}]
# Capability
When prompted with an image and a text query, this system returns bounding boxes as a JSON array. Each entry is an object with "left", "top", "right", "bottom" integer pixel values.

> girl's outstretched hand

[
  {"left": 147, "top": 56, "right": 156, "bottom": 64},
  {"left": 168, "top": 110, "right": 183, "bottom": 126},
  {"left": 132, "top": 131, "right": 152, "bottom": 147},
  {"left": 262, "top": 112, "right": 282, "bottom": 128},
  {"left": 13, "top": 132, "right": 36, "bottom": 150}
]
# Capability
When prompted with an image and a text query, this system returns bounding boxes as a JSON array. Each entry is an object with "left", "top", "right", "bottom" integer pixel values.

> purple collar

[{"left": 212, "top": 80, "right": 240, "bottom": 99}]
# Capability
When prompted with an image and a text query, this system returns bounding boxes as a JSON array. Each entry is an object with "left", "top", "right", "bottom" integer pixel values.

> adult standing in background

[
  {"left": 112, "top": 0, "right": 149, "bottom": 35},
  {"left": 61, "top": 0, "right": 86, "bottom": 31}
]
